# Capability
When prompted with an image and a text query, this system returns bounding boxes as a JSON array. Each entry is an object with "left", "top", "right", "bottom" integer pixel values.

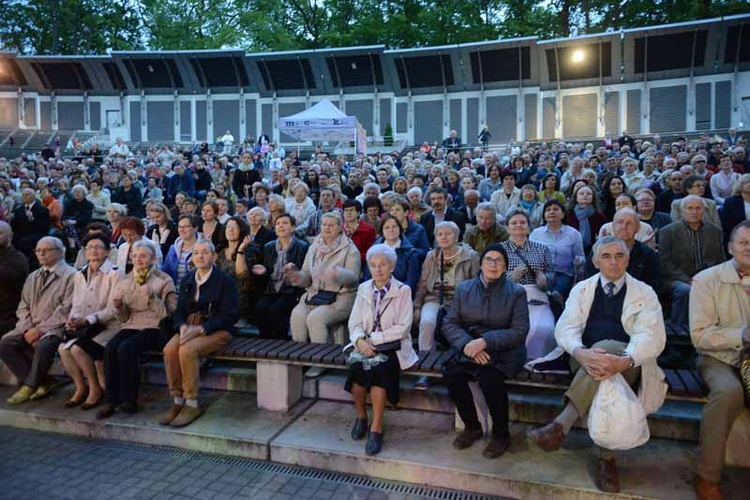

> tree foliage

[{"left": 0, "top": 0, "right": 748, "bottom": 55}]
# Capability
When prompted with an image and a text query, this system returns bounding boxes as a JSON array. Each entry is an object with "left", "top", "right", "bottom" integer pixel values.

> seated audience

[
  {"left": 671, "top": 176, "right": 720, "bottom": 227},
  {"left": 146, "top": 202, "right": 178, "bottom": 258},
  {"left": 342, "top": 199, "right": 377, "bottom": 268},
  {"left": 660, "top": 196, "right": 725, "bottom": 331},
  {"left": 0, "top": 237, "right": 75, "bottom": 405},
  {"left": 217, "top": 217, "right": 251, "bottom": 322},
  {"left": 565, "top": 184, "right": 606, "bottom": 255},
  {"left": 252, "top": 214, "right": 310, "bottom": 339},
  {"left": 463, "top": 203, "right": 509, "bottom": 254},
  {"left": 490, "top": 171, "right": 521, "bottom": 223},
  {"left": 97, "top": 241, "right": 177, "bottom": 419},
  {"left": 117, "top": 216, "right": 163, "bottom": 274},
  {"left": 200, "top": 201, "right": 225, "bottom": 248},
  {"left": 442, "top": 244, "right": 529, "bottom": 458},
  {"left": 414, "top": 221, "right": 479, "bottom": 389},
  {"left": 528, "top": 237, "right": 667, "bottom": 494},
  {"left": 634, "top": 188, "right": 672, "bottom": 244},
  {"left": 162, "top": 214, "right": 200, "bottom": 285},
  {"left": 346, "top": 244, "right": 418, "bottom": 456},
  {"left": 389, "top": 196, "right": 430, "bottom": 259},
  {"left": 160, "top": 239, "right": 238, "bottom": 428},
  {"left": 12, "top": 187, "right": 51, "bottom": 268},
  {"left": 420, "top": 187, "right": 467, "bottom": 246},
  {"left": 598, "top": 193, "right": 656, "bottom": 249},
  {"left": 0, "top": 221, "right": 30, "bottom": 334},
  {"left": 689, "top": 220, "right": 750, "bottom": 500},
  {"left": 364, "top": 215, "right": 420, "bottom": 293},
  {"left": 502, "top": 210, "right": 556, "bottom": 359},
  {"left": 719, "top": 173, "right": 750, "bottom": 247},
  {"left": 58, "top": 233, "right": 120, "bottom": 410}
]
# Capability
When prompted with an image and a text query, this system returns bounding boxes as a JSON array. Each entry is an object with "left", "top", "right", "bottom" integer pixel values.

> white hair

[{"left": 366, "top": 243, "right": 397, "bottom": 268}]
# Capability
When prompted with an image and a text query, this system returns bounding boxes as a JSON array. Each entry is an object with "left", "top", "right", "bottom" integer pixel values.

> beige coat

[
  {"left": 298, "top": 234, "right": 361, "bottom": 296},
  {"left": 690, "top": 261, "right": 748, "bottom": 368},
  {"left": 347, "top": 278, "right": 418, "bottom": 370},
  {"left": 9, "top": 261, "right": 76, "bottom": 339},
  {"left": 414, "top": 244, "right": 479, "bottom": 308},
  {"left": 114, "top": 267, "right": 177, "bottom": 331},
  {"left": 69, "top": 260, "right": 122, "bottom": 346}
]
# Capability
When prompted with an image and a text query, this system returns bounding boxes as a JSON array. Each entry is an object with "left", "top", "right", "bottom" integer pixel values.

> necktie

[
  {"left": 41, "top": 269, "right": 51, "bottom": 287},
  {"left": 605, "top": 282, "right": 616, "bottom": 297}
]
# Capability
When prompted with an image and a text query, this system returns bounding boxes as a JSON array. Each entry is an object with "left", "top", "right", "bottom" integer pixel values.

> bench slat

[
  {"left": 292, "top": 343, "right": 328, "bottom": 362},
  {"left": 216, "top": 338, "right": 248, "bottom": 356},
  {"left": 275, "top": 341, "right": 308, "bottom": 361},
  {"left": 677, "top": 369, "right": 706, "bottom": 398},
  {"left": 254, "top": 339, "right": 289, "bottom": 358},
  {"left": 238, "top": 338, "right": 269, "bottom": 356},
  {"left": 315, "top": 344, "right": 344, "bottom": 364},
  {"left": 223, "top": 338, "right": 255, "bottom": 356},
  {"left": 331, "top": 349, "right": 350, "bottom": 366},
  {"left": 300, "top": 343, "right": 336, "bottom": 363},
  {"left": 266, "top": 341, "right": 301, "bottom": 360}
]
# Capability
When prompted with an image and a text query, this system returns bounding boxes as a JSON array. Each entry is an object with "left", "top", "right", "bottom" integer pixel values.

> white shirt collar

[
  {"left": 600, "top": 274, "right": 626, "bottom": 295},
  {"left": 195, "top": 267, "right": 213, "bottom": 287}
]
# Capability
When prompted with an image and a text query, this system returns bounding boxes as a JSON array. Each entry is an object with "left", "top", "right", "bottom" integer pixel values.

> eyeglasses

[{"left": 482, "top": 257, "right": 505, "bottom": 266}]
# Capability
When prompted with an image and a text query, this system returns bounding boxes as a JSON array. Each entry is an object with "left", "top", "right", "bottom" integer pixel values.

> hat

[{"left": 480, "top": 243, "right": 509, "bottom": 266}]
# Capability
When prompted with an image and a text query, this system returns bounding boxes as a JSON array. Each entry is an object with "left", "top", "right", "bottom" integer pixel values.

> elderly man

[
  {"left": 690, "top": 220, "right": 750, "bottom": 500},
  {"left": 660, "top": 196, "right": 725, "bottom": 331},
  {"left": 0, "top": 222, "right": 29, "bottom": 334},
  {"left": 528, "top": 236, "right": 667, "bottom": 493},
  {"left": 12, "top": 188, "right": 51, "bottom": 268},
  {"left": 463, "top": 203, "right": 509, "bottom": 254},
  {"left": 585, "top": 209, "right": 661, "bottom": 292},
  {"left": 0, "top": 237, "right": 76, "bottom": 404}
]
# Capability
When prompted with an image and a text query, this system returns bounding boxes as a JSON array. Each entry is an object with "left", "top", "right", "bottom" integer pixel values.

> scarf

[
  {"left": 134, "top": 266, "right": 151, "bottom": 285},
  {"left": 311, "top": 234, "right": 344, "bottom": 284},
  {"left": 271, "top": 239, "right": 292, "bottom": 292},
  {"left": 520, "top": 200, "right": 537, "bottom": 213},
  {"left": 574, "top": 204, "right": 596, "bottom": 248}
]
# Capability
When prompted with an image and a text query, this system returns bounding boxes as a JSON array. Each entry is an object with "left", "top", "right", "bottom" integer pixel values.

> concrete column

[{"left": 256, "top": 361, "right": 302, "bottom": 412}]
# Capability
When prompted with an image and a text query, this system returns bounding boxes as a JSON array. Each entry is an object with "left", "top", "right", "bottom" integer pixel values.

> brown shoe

[
  {"left": 170, "top": 405, "right": 202, "bottom": 428},
  {"left": 452, "top": 428, "right": 483, "bottom": 450},
  {"left": 695, "top": 475, "right": 723, "bottom": 500},
  {"left": 527, "top": 422, "right": 565, "bottom": 452},
  {"left": 482, "top": 435, "right": 511, "bottom": 459},
  {"left": 594, "top": 458, "right": 620, "bottom": 493},
  {"left": 159, "top": 404, "right": 184, "bottom": 426}
]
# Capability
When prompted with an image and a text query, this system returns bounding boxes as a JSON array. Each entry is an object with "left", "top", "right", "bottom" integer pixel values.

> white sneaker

[{"left": 305, "top": 367, "right": 326, "bottom": 378}]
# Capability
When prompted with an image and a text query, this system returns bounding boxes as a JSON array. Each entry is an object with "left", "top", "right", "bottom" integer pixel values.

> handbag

[
  {"left": 434, "top": 250, "right": 450, "bottom": 348},
  {"left": 374, "top": 340, "right": 402, "bottom": 353},
  {"left": 740, "top": 345, "right": 750, "bottom": 408},
  {"left": 305, "top": 289, "right": 337, "bottom": 306}
]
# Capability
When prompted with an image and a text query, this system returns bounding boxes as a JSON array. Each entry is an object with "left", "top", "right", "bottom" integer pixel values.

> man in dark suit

[
  {"left": 456, "top": 189, "right": 479, "bottom": 226},
  {"left": 11, "top": 188, "right": 51, "bottom": 269},
  {"left": 420, "top": 187, "right": 467, "bottom": 247},
  {"left": 584, "top": 209, "right": 661, "bottom": 292},
  {"left": 659, "top": 195, "right": 725, "bottom": 332}
]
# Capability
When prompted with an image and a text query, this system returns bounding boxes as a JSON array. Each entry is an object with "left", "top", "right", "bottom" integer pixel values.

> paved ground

[{"left": 0, "top": 427, "right": 486, "bottom": 500}]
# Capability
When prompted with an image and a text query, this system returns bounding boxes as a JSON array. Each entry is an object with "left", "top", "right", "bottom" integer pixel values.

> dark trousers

[
  {"left": 446, "top": 367, "right": 509, "bottom": 438},
  {"left": 103, "top": 329, "right": 159, "bottom": 406},
  {"left": 0, "top": 334, "right": 61, "bottom": 389},
  {"left": 255, "top": 294, "right": 299, "bottom": 339}
]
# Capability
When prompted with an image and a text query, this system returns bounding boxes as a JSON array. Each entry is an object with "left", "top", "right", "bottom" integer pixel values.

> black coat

[
  {"left": 0, "top": 245, "right": 29, "bottom": 326},
  {"left": 720, "top": 195, "right": 747, "bottom": 247},
  {"left": 112, "top": 187, "right": 144, "bottom": 218},
  {"left": 62, "top": 198, "right": 94, "bottom": 234},
  {"left": 173, "top": 266, "right": 239, "bottom": 335},
  {"left": 420, "top": 208, "right": 467, "bottom": 247},
  {"left": 258, "top": 237, "right": 310, "bottom": 295},
  {"left": 232, "top": 169, "right": 262, "bottom": 199},
  {"left": 442, "top": 275, "right": 529, "bottom": 378},
  {"left": 11, "top": 202, "right": 50, "bottom": 264},
  {"left": 146, "top": 222, "right": 179, "bottom": 257}
]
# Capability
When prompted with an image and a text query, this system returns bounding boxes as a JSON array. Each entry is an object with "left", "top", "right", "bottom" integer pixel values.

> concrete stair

[{"left": 0, "top": 385, "right": 746, "bottom": 500}]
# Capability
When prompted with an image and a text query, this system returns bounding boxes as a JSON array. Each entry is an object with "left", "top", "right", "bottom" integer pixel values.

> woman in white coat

[{"left": 345, "top": 244, "right": 418, "bottom": 456}]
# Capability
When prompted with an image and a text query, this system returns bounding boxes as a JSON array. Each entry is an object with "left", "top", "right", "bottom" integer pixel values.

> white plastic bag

[{"left": 588, "top": 373, "right": 650, "bottom": 450}]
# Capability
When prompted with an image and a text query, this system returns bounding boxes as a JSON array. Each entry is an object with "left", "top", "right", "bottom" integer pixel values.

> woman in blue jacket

[{"left": 363, "top": 215, "right": 420, "bottom": 295}]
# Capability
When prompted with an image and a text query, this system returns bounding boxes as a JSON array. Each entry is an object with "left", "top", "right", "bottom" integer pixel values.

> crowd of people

[{"left": 0, "top": 127, "right": 748, "bottom": 498}]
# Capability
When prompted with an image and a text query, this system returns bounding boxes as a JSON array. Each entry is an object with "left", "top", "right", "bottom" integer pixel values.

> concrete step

[
  {"left": 310, "top": 372, "right": 704, "bottom": 442},
  {"left": 0, "top": 385, "right": 744, "bottom": 500}
]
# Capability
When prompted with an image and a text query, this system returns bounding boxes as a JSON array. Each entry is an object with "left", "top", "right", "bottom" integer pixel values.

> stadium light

[{"left": 572, "top": 50, "right": 585, "bottom": 63}]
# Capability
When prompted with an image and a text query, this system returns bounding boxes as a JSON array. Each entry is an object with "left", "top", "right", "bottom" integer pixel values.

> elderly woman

[
  {"left": 364, "top": 215, "right": 420, "bottom": 293},
  {"left": 289, "top": 212, "right": 361, "bottom": 347},
  {"left": 162, "top": 214, "right": 201, "bottom": 284},
  {"left": 346, "top": 244, "right": 418, "bottom": 456},
  {"left": 443, "top": 244, "right": 529, "bottom": 458},
  {"left": 146, "top": 202, "right": 178, "bottom": 257},
  {"left": 87, "top": 178, "right": 110, "bottom": 222},
  {"left": 502, "top": 210, "right": 556, "bottom": 360},
  {"left": 159, "top": 239, "right": 238, "bottom": 428},
  {"left": 117, "top": 216, "right": 163, "bottom": 274},
  {"left": 62, "top": 184, "right": 94, "bottom": 245},
  {"left": 530, "top": 200, "right": 584, "bottom": 299},
  {"left": 252, "top": 214, "right": 310, "bottom": 339},
  {"left": 287, "top": 183, "right": 317, "bottom": 237},
  {"left": 414, "top": 221, "right": 480, "bottom": 390},
  {"left": 267, "top": 193, "right": 287, "bottom": 229},
  {"left": 58, "top": 233, "right": 120, "bottom": 410},
  {"left": 106, "top": 203, "right": 128, "bottom": 245},
  {"left": 407, "top": 187, "right": 430, "bottom": 220},
  {"left": 97, "top": 240, "right": 177, "bottom": 419}
]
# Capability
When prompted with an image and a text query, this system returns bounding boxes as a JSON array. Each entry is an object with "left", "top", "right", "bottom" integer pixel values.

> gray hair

[
  {"left": 37, "top": 236, "right": 65, "bottom": 252},
  {"left": 592, "top": 236, "right": 630, "bottom": 259},
  {"left": 71, "top": 184, "right": 88, "bottom": 196},
  {"left": 109, "top": 202, "right": 128, "bottom": 216},
  {"left": 407, "top": 186, "right": 423, "bottom": 197},
  {"left": 434, "top": 220, "right": 460, "bottom": 239},
  {"left": 363, "top": 182, "right": 381, "bottom": 194},
  {"left": 247, "top": 206, "right": 269, "bottom": 224},
  {"left": 131, "top": 239, "right": 158, "bottom": 259},
  {"left": 380, "top": 191, "right": 399, "bottom": 203},
  {"left": 321, "top": 211, "right": 343, "bottom": 227},
  {"left": 268, "top": 194, "right": 286, "bottom": 211},
  {"left": 613, "top": 207, "right": 639, "bottom": 224},
  {"left": 680, "top": 194, "right": 704, "bottom": 210},
  {"left": 194, "top": 238, "right": 216, "bottom": 254},
  {"left": 366, "top": 243, "right": 397, "bottom": 268},
  {"left": 476, "top": 202, "right": 497, "bottom": 218}
]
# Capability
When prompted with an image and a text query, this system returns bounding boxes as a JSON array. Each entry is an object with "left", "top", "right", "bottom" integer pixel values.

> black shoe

[
  {"left": 453, "top": 428, "right": 483, "bottom": 450},
  {"left": 351, "top": 417, "right": 368, "bottom": 441},
  {"left": 365, "top": 431, "right": 383, "bottom": 456},
  {"left": 120, "top": 402, "right": 137, "bottom": 414},
  {"left": 482, "top": 435, "right": 511, "bottom": 459},
  {"left": 96, "top": 404, "right": 116, "bottom": 420}
]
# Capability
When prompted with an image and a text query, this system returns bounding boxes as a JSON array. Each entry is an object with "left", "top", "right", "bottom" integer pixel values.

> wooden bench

[{"left": 209, "top": 337, "right": 708, "bottom": 411}]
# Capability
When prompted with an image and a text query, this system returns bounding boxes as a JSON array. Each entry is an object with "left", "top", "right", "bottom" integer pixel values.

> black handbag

[
  {"left": 305, "top": 289, "right": 337, "bottom": 306},
  {"left": 434, "top": 250, "right": 450, "bottom": 348},
  {"left": 374, "top": 340, "right": 402, "bottom": 353}
]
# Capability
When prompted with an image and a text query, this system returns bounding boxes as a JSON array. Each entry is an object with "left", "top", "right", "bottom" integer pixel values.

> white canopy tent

[{"left": 277, "top": 98, "right": 366, "bottom": 153}]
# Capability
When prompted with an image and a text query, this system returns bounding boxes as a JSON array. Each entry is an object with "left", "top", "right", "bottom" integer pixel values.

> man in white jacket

[
  {"left": 690, "top": 220, "right": 750, "bottom": 500},
  {"left": 528, "top": 236, "right": 667, "bottom": 494}
]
